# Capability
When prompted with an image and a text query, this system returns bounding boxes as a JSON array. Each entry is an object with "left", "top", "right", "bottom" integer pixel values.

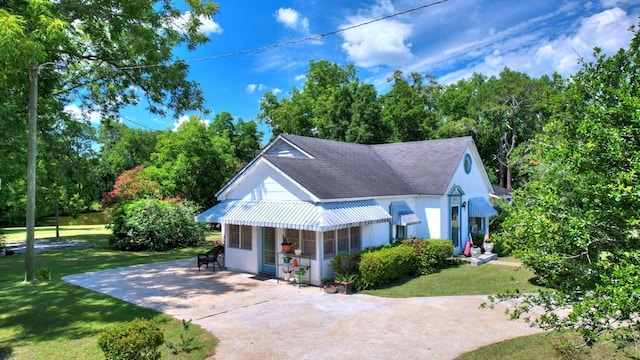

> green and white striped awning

[{"left": 196, "top": 200, "right": 391, "bottom": 232}]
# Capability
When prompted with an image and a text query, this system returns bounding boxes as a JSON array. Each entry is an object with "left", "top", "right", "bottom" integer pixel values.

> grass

[
  {"left": 456, "top": 331, "right": 640, "bottom": 360},
  {"left": 360, "top": 262, "right": 545, "bottom": 297},
  {"left": 0, "top": 225, "right": 220, "bottom": 360}
]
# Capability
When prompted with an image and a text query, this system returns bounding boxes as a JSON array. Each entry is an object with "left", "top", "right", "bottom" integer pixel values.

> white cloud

[
  {"left": 410, "top": 4, "right": 637, "bottom": 85},
  {"left": 272, "top": 88, "right": 282, "bottom": 95},
  {"left": 532, "top": 7, "right": 633, "bottom": 74},
  {"left": 294, "top": 74, "right": 306, "bottom": 82},
  {"left": 246, "top": 83, "right": 267, "bottom": 94},
  {"left": 275, "top": 8, "right": 309, "bottom": 33},
  {"left": 339, "top": 1, "right": 413, "bottom": 68},
  {"left": 341, "top": 19, "right": 413, "bottom": 68},
  {"left": 174, "top": 12, "right": 223, "bottom": 36},
  {"left": 64, "top": 104, "right": 101, "bottom": 124}
]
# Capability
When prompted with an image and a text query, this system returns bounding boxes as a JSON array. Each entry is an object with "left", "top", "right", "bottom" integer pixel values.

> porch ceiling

[{"left": 196, "top": 200, "right": 391, "bottom": 232}]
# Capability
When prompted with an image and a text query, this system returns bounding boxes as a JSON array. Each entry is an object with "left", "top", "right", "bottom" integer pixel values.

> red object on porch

[{"left": 464, "top": 234, "right": 472, "bottom": 257}]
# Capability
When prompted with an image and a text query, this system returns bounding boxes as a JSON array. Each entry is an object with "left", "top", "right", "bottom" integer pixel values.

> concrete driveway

[{"left": 62, "top": 258, "right": 541, "bottom": 360}]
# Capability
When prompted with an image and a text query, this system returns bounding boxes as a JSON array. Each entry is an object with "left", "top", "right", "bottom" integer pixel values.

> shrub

[
  {"left": 358, "top": 245, "right": 414, "bottom": 289},
  {"left": 330, "top": 252, "right": 361, "bottom": 274},
  {"left": 401, "top": 238, "right": 453, "bottom": 275},
  {"left": 98, "top": 318, "right": 164, "bottom": 360},
  {"left": 110, "top": 198, "right": 206, "bottom": 251}
]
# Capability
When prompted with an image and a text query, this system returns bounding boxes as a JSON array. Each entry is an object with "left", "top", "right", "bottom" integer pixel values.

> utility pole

[{"left": 25, "top": 62, "right": 38, "bottom": 282}]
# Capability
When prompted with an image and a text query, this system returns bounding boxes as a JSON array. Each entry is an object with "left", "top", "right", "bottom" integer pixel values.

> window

[
  {"left": 228, "top": 224, "right": 240, "bottom": 248},
  {"left": 285, "top": 228, "right": 299, "bottom": 250},
  {"left": 470, "top": 217, "right": 485, "bottom": 233},
  {"left": 323, "top": 230, "right": 335, "bottom": 258},
  {"left": 337, "top": 228, "right": 349, "bottom": 253},
  {"left": 228, "top": 224, "right": 252, "bottom": 250},
  {"left": 350, "top": 227, "right": 361, "bottom": 251},
  {"left": 301, "top": 230, "right": 316, "bottom": 258}
]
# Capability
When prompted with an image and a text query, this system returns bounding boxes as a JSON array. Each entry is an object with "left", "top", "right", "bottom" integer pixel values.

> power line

[{"left": 119, "top": 0, "right": 449, "bottom": 71}]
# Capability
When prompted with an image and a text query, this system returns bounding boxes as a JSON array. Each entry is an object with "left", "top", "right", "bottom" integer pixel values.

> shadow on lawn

[{"left": 0, "top": 280, "right": 161, "bottom": 345}]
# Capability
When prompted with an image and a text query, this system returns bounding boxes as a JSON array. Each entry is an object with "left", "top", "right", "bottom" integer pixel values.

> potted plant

[
  {"left": 281, "top": 236, "right": 292, "bottom": 253},
  {"left": 335, "top": 272, "right": 357, "bottom": 294},
  {"left": 282, "top": 268, "right": 293, "bottom": 281},
  {"left": 294, "top": 244, "right": 302, "bottom": 256},
  {"left": 283, "top": 255, "right": 292, "bottom": 264},
  {"left": 483, "top": 233, "right": 494, "bottom": 254},
  {"left": 294, "top": 267, "right": 308, "bottom": 284},
  {"left": 322, "top": 278, "right": 338, "bottom": 293}
]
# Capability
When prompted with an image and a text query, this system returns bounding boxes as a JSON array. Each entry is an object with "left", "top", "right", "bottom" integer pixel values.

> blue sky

[{"left": 83, "top": 0, "right": 640, "bottom": 140}]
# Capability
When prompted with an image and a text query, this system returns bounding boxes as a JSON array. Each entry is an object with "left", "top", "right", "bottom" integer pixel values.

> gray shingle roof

[{"left": 264, "top": 134, "right": 472, "bottom": 199}]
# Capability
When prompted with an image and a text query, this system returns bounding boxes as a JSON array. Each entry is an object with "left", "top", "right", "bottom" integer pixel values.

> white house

[{"left": 196, "top": 134, "right": 497, "bottom": 285}]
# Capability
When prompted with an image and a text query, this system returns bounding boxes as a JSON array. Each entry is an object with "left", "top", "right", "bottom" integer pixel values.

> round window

[{"left": 464, "top": 154, "right": 472, "bottom": 174}]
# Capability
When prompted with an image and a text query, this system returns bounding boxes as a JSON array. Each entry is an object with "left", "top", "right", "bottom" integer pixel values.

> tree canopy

[{"left": 495, "top": 25, "right": 640, "bottom": 349}]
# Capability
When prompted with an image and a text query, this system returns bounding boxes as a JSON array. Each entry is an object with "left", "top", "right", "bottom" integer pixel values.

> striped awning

[
  {"left": 196, "top": 200, "right": 392, "bottom": 232},
  {"left": 468, "top": 197, "right": 498, "bottom": 217},
  {"left": 389, "top": 201, "right": 421, "bottom": 225}
]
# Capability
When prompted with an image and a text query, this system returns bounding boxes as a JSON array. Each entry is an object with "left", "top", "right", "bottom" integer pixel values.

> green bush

[
  {"left": 330, "top": 251, "right": 361, "bottom": 274},
  {"left": 358, "top": 245, "right": 414, "bottom": 289},
  {"left": 110, "top": 198, "right": 206, "bottom": 251},
  {"left": 401, "top": 238, "right": 453, "bottom": 275},
  {"left": 98, "top": 318, "right": 164, "bottom": 360}
]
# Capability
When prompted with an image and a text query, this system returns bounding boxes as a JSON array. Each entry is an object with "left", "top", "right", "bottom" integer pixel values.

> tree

[
  {"left": 96, "top": 121, "right": 160, "bottom": 197},
  {"left": 259, "top": 60, "right": 391, "bottom": 144},
  {"left": 210, "top": 112, "right": 263, "bottom": 165},
  {"left": 380, "top": 70, "right": 434, "bottom": 142},
  {"left": 471, "top": 68, "right": 552, "bottom": 190},
  {"left": 494, "top": 27, "right": 640, "bottom": 349},
  {"left": 150, "top": 116, "right": 234, "bottom": 208},
  {"left": 1, "top": 0, "right": 219, "bottom": 281}
]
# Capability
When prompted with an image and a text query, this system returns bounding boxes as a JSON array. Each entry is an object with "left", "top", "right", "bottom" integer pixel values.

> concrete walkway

[{"left": 62, "top": 258, "right": 541, "bottom": 360}]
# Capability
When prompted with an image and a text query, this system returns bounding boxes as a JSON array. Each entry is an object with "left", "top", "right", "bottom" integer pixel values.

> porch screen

[
  {"left": 301, "top": 230, "right": 316, "bottom": 259},
  {"left": 323, "top": 230, "right": 335, "bottom": 258}
]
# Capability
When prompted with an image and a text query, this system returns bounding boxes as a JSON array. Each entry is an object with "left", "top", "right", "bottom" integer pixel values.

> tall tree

[
  {"left": 259, "top": 60, "right": 390, "bottom": 143},
  {"left": 0, "top": 0, "right": 219, "bottom": 281},
  {"left": 471, "top": 68, "right": 552, "bottom": 189},
  {"left": 496, "top": 27, "right": 640, "bottom": 349},
  {"left": 96, "top": 122, "right": 160, "bottom": 197},
  {"left": 380, "top": 70, "right": 432, "bottom": 142},
  {"left": 150, "top": 116, "right": 234, "bottom": 208}
]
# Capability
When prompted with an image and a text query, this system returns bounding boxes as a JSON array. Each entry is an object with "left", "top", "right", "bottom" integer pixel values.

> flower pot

[
  {"left": 294, "top": 272, "right": 305, "bottom": 284},
  {"left": 294, "top": 249, "right": 302, "bottom": 256},
  {"left": 337, "top": 282, "right": 353, "bottom": 294},
  {"left": 282, "top": 269, "right": 292, "bottom": 281},
  {"left": 325, "top": 285, "right": 338, "bottom": 294},
  {"left": 470, "top": 247, "right": 481, "bottom": 258},
  {"left": 282, "top": 244, "right": 292, "bottom": 253},
  {"left": 291, "top": 259, "right": 298, "bottom": 267},
  {"left": 483, "top": 242, "right": 494, "bottom": 254}
]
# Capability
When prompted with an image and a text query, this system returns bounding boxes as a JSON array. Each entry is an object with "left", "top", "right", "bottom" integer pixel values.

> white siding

[
  {"left": 266, "top": 141, "right": 310, "bottom": 158},
  {"left": 225, "top": 162, "right": 314, "bottom": 201}
]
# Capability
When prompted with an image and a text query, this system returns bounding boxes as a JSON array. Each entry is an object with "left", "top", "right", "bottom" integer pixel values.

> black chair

[{"left": 197, "top": 244, "right": 224, "bottom": 271}]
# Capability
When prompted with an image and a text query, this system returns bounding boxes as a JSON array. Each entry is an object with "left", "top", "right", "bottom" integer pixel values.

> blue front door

[{"left": 261, "top": 227, "right": 276, "bottom": 274}]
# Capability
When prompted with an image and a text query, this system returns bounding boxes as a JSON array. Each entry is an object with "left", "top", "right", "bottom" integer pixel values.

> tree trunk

[
  {"left": 55, "top": 202, "right": 60, "bottom": 241},
  {"left": 26, "top": 63, "right": 38, "bottom": 282}
]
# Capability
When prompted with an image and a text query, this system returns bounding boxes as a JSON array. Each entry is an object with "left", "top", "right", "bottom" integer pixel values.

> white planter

[
  {"left": 484, "top": 242, "right": 494, "bottom": 254},
  {"left": 470, "top": 247, "right": 481, "bottom": 258},
  {"left": 294, "top": 249, "right": 302, "bottom": 255}
]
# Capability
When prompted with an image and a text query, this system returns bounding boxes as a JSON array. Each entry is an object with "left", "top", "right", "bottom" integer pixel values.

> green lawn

[
  {"left": 360, "top": 262, "right": 545, "bottom": 297},
  {"left": 0, "top": 225, "right": 220, "bottom": 360},
  {"left": 2, "top": 226, "right": 634, "bottom": 359}
]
